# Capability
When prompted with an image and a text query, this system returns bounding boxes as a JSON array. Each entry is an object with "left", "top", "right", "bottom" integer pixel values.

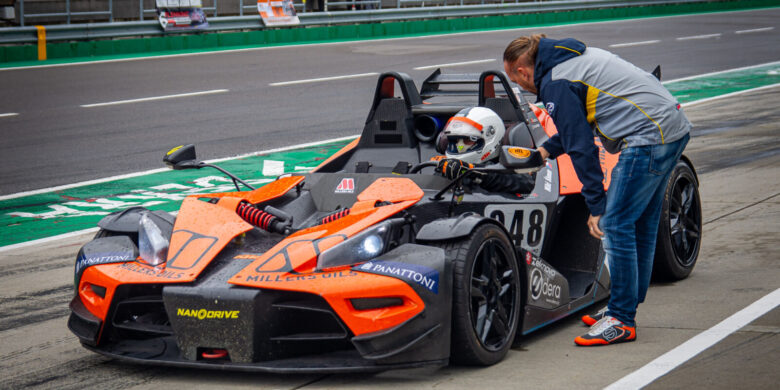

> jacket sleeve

[
  {"left": 478, "top": 172, "right": 535, "bottom": 194},
  {"left": 539, "top": 80, "right": 606, "bottom": 216}
]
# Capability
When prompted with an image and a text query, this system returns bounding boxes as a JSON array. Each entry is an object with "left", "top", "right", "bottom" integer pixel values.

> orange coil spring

[{"left": 236, "top": 202, "right": 277, "bottom": 231}]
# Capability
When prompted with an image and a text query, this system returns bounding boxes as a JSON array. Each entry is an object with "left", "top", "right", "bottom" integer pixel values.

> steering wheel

[{"left": 408, "top": 161, "right": 439, "bottom": 174}]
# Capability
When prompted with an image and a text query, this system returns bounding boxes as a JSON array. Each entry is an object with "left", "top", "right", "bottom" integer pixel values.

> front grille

[
  {"left": 270, "top": 296, "right": 349, "bottom": 341},
  {"left": 112, "top": 296, "right": 172, "bottom": 337}
]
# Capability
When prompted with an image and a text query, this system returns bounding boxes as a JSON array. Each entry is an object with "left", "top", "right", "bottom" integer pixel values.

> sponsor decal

[
  {"left": 75, "top": 251, "right": 133, "bottom": 276},
  {"left": 119, "top": 262, "right": 184, "bottom": 279},
  {"left": 176, "top": 308, "right": 239, "bottom": 320},
  {"left": 525, "top": 251, "right": 533, "bottom": 265},
  {"left": 335, "top": 178, "right": 355, "bottom": 193},
  {"left": 530, "top": 268, "right": 561, "bottom": 304},
  {"left": 544, "top": 168, "right": 553, "bottom": 192},
  {"left": 244, "top": 270, "right": 358, "bottom": 282},
  {"left": 531, "top": 257, "right": 556, "bottom": 278},
  {"left": 481, "top": 151, "right": 491, "bottom": 161},
  {"left": 357, "top": 260, "right": 439, "bottom": 294},
  {"left": 529, "top": 256, "right": 561, "bottom": 305},
  {"left": 545, "top": 102, "right": 555, "bottom": 115},
  {"left": 507, "top": 147, "right": 531, "bottom": 159}
]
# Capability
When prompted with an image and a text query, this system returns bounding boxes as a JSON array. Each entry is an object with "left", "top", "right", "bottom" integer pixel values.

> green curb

[{"left": 2, "top": 0, "right": 779, "bottom": 66}]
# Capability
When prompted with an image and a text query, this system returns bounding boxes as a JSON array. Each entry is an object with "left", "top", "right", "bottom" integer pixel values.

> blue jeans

[{"left": 601, "top": 133, "right": 690, "bottom": 327}]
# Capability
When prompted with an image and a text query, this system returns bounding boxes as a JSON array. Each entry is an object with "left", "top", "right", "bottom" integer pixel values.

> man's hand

[
  {"left": 537, "top": 146, "right": 550, "bottom": 160},
  {"left": 436, "top": 158, "right": 473, "bottom": 180},
  {"left": 587, "top": 214, "right": 604, "bottom": 239}
]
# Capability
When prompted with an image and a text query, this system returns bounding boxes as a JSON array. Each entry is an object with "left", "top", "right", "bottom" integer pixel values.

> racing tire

[
  {"left": 653, "top": 160, "right": 702, "bottom": 281},
  {"left": 433, "top": 223, "right": 522, "bottom": 366}
]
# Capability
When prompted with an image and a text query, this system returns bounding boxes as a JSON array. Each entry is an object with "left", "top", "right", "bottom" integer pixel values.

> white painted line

[
  {"left": 81, "top": 89, "right": 229, "bottom": 108},
  {"left": 261, "top": 160, "right": 285, "bottom": 177},
  {"left": 0, "top": 112, "right": 19, "bottom": 118},
  {"left": 606, "top": 288, "right": 780, "bottom": 390},
  {"left": 664, "top": 60, "right": 780, "bottom": 83},
  {"left": 608, "top": 40, "right": 661, "bottom": 48},
  {"left": 0, "top": 134, "right": 359, "bottom": 202},
  {"left": 0, "top": 227, "right": 100, "bottom": 253},
  {"left": 675, "top": 33, "right": 721, "bottom": 41},
  {"left": 269, "top": 73, "right": 378, "bottom": 86},
  {"left": 735, "top": 27, "right": 774, "bottom": 34},
  {"left": 414, "top": 59, "right": 495, "bottom": 70},
  {"left": 681, "top": 83, "right": 780, "bottom": 108}
]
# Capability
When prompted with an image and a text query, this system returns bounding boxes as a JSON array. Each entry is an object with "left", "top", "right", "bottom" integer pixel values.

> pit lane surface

[
  {"left": 0, "top": 8, "right": 779, "bottom": 194},
  {"left": 1, "top": 85, "right": 778, "bottom": 390}
]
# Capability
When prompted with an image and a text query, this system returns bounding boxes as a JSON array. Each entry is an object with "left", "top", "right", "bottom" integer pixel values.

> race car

[{"left": 68, "top": 70, "right": 702, "bottom": 372}]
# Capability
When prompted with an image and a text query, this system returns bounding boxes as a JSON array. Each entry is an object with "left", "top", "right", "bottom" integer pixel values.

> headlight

[
  {"left": 138, "top": 213, "right": 169, "bottom": 266},
  {"left": 316, "top": 219, "right": 401, "bottom": 271}
]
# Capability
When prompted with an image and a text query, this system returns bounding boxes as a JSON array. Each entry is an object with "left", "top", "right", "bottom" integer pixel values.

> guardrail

[{"left": 0, "top": 0, "right": 726, "bottom": 45}]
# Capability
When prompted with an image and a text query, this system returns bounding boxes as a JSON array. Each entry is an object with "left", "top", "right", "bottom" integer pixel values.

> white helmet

[{"left": 443, "top": 107, "right": 505, "bottom": 164}]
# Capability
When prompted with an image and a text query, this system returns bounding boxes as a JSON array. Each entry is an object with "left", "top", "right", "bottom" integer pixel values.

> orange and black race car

[{"left": 68, "top": 70, "right": 702, "bottom": 372}]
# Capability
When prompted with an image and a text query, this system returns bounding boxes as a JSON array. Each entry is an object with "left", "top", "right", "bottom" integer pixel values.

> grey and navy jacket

[{"left": 535, "top": 38, "right": 691, "bottom": 216}]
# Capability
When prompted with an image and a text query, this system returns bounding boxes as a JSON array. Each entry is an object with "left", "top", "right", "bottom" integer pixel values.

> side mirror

[
  {"left": 163, "top": 144, "right": 201, "bottom": 170},
  {"left": 499, "top": 146, "right": 545, "bottom": 173}
]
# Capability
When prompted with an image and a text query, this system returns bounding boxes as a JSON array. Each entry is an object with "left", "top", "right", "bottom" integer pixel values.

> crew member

[{"left": 503, "top": 35, "right": 691, "bottom": 345}]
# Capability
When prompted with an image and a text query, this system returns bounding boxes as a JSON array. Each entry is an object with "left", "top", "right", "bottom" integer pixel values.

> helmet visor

[{"left": 446, "top": 135, "right": 484, "bottom": 155}]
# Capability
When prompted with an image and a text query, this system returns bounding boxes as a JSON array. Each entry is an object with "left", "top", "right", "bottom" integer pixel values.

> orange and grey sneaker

[
  {"left": 575, "top": 316, "right": 636, "bottom": 346},
  {"left": 581, "top": 306, "right": 608, "bottom": 326}
]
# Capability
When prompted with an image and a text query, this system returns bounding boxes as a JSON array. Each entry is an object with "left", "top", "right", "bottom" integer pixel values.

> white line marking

[
  {"left": 414, "top": 59, "right": 495, "bottom": 70},
  {"left": 735, "top": 27, "right": 774, "bottom": 34},
  {"left": 664, "top": 60, "right": 780, "bottom": 83},
  {"left": 1, "top": 8, "right": 771, "bottom": 72},
  {"left": 0, "top": 134, "right": 359, "bottom": 202},
  {"left": 0, "top": 227, "right": 99, "bottom": 253},
  {"left": 681, "top": 83, "right": 780, "bottom": 108},
  {"left": 269, "top": 73, "right": 378, "bottom": 86},
  {"left": 606, "top": 288, "right": 780, "bottom": 390},
  {"left": 608, "top": 40, "right": 661, "bottom": 48},
  {"left": 676, "top": 33, "right": 721, "bottom": 41},
  {"left": 80, "top": 89, "right": 229, "bottom": 108},
  {"left": 0, "top": 112, "right": 19, "bottom": 118}
]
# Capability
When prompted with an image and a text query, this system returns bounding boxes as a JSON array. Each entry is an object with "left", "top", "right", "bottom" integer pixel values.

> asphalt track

[
  {"left": 0, "top": 8, "right": 779, "bottom": 389},
  {"left": 0, "top": 8, "right": 779, "bottom": 194},
  {"left": 1, "top": 81, "right": 777, "bottom": 390}
]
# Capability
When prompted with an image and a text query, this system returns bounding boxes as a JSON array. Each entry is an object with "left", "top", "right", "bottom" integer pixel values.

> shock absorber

[
  {"left": 236, "top": 202, "right": 293, "bottom": 234},
  {"left": 237, "top": 202, "right": 277, "bottom": 230}
]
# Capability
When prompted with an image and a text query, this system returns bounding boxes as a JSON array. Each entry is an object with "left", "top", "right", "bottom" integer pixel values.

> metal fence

[
  {"left": 0, "top": 0, "right": 720, "bottom": 45},
  {"left": 12, "top": 0, "right": 550, "bottom": 26}
]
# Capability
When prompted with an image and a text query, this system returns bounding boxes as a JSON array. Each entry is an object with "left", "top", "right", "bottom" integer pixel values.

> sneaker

[
  {"left": 575, "top": 316, "right": 636, "bottom": 346},
  {"left": 581, "top": 307, "right": 608, "bottom": 326}
]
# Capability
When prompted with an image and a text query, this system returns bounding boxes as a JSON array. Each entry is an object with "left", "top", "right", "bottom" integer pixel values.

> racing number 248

[{"left": 486, "top": 205, "right": 546, "bottom": 250}]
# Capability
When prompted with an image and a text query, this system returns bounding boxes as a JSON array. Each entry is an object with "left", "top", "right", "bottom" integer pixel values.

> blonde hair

[{"left": 503, "top": 34, "right": 546, "bottom": 67}]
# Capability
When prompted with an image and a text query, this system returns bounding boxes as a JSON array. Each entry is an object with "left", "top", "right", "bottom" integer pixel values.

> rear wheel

[
  {"left": 434, "top": 223, "right": 521, "bottom": 366},
  {"left": 653, "top": 161, "right": 702, "bottom": 281}
]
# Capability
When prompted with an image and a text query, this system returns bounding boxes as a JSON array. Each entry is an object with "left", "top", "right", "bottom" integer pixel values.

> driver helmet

[{"left": 443, "top": 107, "right": 506, "bottom": 164}]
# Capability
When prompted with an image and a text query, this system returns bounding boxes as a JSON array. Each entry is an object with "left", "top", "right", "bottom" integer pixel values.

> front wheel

[
  {"left": 433, "top": 223, "right": 522, "bottom": 366},
  {"left": 653, "top": 160, "right": 702, "bottom": 281}
]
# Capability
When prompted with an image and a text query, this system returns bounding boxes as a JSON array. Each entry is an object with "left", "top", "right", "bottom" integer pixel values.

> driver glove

[{"left": 436, "top": 158, "right": 473, "bottom": 180}]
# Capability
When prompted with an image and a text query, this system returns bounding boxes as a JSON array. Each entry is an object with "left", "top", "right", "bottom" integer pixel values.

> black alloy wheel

[
  {"left": 432, "top": 223, "right": 521, "bottom": 365},
  {"left": 653, "top": 161, "right": 702, "bottom": 281},
  {"left": 470, "top": 238, "right": 518, "bottom": 351}
]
